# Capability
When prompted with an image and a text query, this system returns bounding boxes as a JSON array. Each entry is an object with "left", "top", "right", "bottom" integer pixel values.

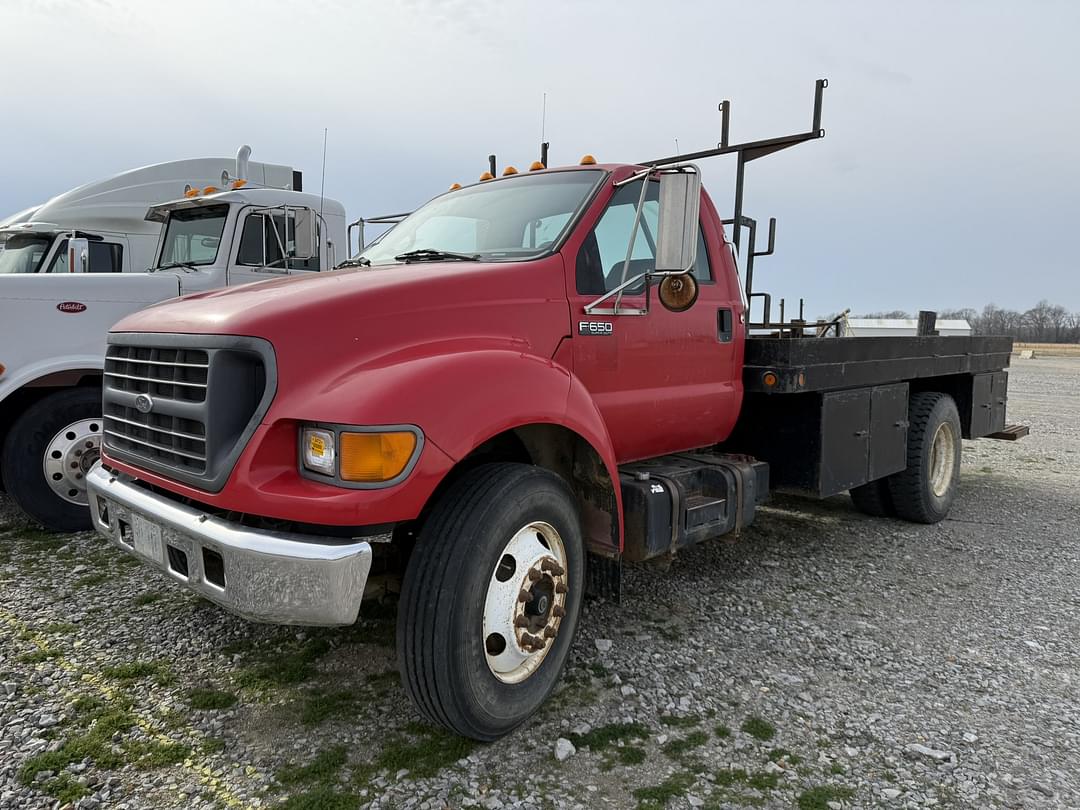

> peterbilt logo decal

[
  {"left": 134, "top": 394, "right": 154, "bottom": 414},
  {"left": 57, "top": 301, "right": 87, "bottom": 313},
  {"left": 578, "top": 321, "right": 613, "bottom": 335}
]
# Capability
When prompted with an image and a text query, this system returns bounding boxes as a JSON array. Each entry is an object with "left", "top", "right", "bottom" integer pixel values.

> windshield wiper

[
  {"left": 337, "top": 257, "right": 371, "bottom": 268},
  {"left": 393, "top": 248, "right": 480, "bottom": 263},
  {"left": 154, "top": 261, "right": 201, "bottom": 272}
]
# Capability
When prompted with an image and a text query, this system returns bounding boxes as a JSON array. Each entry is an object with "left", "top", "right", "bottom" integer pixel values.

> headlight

[
  {"left": 301, "top": 427, "right": 336, "bottom": 476},
  {"left": 300, "top": 424, "right": 421, "bottom": 485}
]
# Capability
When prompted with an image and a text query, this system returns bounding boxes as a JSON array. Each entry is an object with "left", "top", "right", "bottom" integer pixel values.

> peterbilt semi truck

[
  {"left": 0, "top": 147, "right": 347, "bottom": 531},
  {"left": 87, "top": 81, "right": 1020, "bottom": 741}
]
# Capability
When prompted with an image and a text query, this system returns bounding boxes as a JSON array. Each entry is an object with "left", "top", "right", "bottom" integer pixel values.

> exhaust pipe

[{"left": 235, "top": 144, "right": 252, "bottom": 182}]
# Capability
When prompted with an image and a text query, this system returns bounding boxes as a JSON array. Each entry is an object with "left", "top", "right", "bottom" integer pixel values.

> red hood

[{"left": 113, "top": 258, "right": 571, "bottom": 370}]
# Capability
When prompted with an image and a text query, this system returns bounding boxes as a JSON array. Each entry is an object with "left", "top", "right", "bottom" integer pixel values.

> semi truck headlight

[
  {"left": 300, "top": 424, "right": 422, "bottom": 485},
  {"left": 302, "top": 428, "right": 336, "bottom": 475}
]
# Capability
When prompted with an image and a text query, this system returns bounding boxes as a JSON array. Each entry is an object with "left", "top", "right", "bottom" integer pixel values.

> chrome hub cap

[
  {"left": 483, "top": 521, "right": 569, "bottom": 684},
  {"left": 929, "top": 421, "right": 957, "bottom": 498},
  {"left": 43, "top": 418, "right": 102, "bottom": 505}
]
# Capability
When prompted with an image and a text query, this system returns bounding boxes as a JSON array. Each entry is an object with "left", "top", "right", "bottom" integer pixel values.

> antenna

[{"left": 319, "top": 128, "right": 328, "bottom": 218}]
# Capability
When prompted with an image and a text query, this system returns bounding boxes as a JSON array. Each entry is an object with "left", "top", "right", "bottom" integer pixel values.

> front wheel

[
  {"left": 397, "top": 463, "right": 584, "bottom": 741},
  {"left": 1, "top": 388, "right": 102, "bottom": 533}
]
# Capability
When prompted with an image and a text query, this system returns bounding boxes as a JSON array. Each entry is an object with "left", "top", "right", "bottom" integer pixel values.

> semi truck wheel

[
  {"left": 849, "top": 478, "right": 895, "bottom": 517},
  {"left": 0, "top": 388, "right": 101, "bottom": 533},
  {"left": 397, "top": 463, "right": 584, "bottom": 741},
  {"left": 887, "top": 392, "right": 961, "bottom": 524}
]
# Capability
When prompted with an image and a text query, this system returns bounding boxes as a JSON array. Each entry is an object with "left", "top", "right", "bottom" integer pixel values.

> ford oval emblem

[
  {"left": 134, "top": 394, "right": 154, "bottom": 414},
  {"left": 57, "top": 301, "right": 87, "bottom": 313}
]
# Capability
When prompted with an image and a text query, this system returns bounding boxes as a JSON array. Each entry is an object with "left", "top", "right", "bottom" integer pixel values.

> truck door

[
  {"left": 568, "top": 178, "right": 741, "bottom": 462},
  {"left": 231, "top": 207, "right": 322, "bottom": 287}
]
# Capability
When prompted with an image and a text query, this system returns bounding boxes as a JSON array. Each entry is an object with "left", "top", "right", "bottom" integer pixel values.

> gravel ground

[{"left": 1, "top": 356, "right": 1077, "bottom": 810}]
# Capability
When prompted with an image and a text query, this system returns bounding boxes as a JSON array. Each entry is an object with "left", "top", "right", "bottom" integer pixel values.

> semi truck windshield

[
  {"left": 157, "top": 205, "right": 228, "bottom": 268},
  {"left": 359, "top": 169, "right": 603, "bottom": 266},
  {"left": 0, "top": 234, "right": 53, "bottom": 274}
]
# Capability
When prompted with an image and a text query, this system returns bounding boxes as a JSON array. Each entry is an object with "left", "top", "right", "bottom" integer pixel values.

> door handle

[{"left": 717, "top": 309, "right": 733, "bottom": 343}]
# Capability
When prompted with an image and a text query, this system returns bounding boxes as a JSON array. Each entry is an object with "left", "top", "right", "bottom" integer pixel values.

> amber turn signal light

[{"left": 339, "top": 431, "right": 417, "bottom": 483}]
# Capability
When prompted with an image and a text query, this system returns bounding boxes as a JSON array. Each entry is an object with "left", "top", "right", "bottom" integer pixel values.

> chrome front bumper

[{"left": 86, "top": 464, "right": 372, "bottom": 626}]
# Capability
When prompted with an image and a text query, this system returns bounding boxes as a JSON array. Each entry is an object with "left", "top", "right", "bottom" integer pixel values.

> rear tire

[
  {"left": 849, "top": 478, "right": 895, "bottom": 517},
  {"left": 0, "top": 388, "right": 101, "bottom": 533},
  {"left": 887, "top": 392, "right": 961, "bottom": 524},
  {"left": 397, "top": 463, "right": 584, "bottom": 741}
]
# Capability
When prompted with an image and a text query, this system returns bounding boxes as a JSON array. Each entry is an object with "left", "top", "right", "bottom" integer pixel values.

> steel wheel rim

[
  {"left": 483, "top": 521, "right": 569, "bottom": 684},
  {"left": 929, "top": 421, "right": 956, "bottom": 498},
  {"left": 42, "top": 418, "right": 102, "bottom": 505}
]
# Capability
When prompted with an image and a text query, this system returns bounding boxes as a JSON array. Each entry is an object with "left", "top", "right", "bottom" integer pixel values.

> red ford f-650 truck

[{"left": 87, "top": 81, "right": 1019, "bottom": 740}]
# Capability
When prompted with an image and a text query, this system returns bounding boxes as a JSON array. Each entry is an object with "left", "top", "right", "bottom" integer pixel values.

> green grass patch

[
  {"left": 715, "top": 724, "right": 731, "bottom": 738},
  {"left": 235, "top": 636, "right": 332, "bottom": 688},
  {"left": 18, "top": 706, "right": 135, "bottom": 783},
  {"left": 17, "top": 647, "right": 60, "bottom": 664},
  {"left": 618, "top": 746, "right": 647, "bottom": 765},
  {"left": 740, "top": 715, "right": 776, "bottom": 741},
  {"left": 567, "top": 722, "right": 649, "bottom": 751},
  {"left": 797, "top": 785, "right": 856, "bottom": 810},
  {"left": 102, "top": 660, "right": 173, "bottom": 685},
  {"left": 767, "top": 747, "right": 802, "bottom": 765},
  {"left": 588, "top": 662, "right": 610, "bottom": 678},
  {"left": 134, "top": 591, "right": 162, "bottom": 606},
  {"left": 201, "top": 737, "right": 227, "bottom": 755},
  {"left": 829, "top": 762, "right": 845, "bottom": 775},
  {"left": 74, "top": 572, "right": 109, "bottom": 589},
  {"left": 362, "top": 726, "right": 476, "bottom": 780},
  {"left": 633, "top": 770, "right": 695, "bottom": 809},
  {"left": 187, "top": 688, "right": 238, "bottom": 711},
  {"left": 40, "top": 772, "right": 89, "bottom": 804},
  {"left": 125, "top": 738, "right": 191, "bottom": 769},
  {"left": 747, "top": 771, "right": 778, "bottom": 790},
  {"left": 659, "top": 714, "right": 700, "bottom": 728},
  {"left": 281, "top": 786, "right": 361, "bottom": 810},
  {"left": 277, "top": 746, "right": 349, "bottom": 786},
  {"left": 715, "top": 768, "right": 749, "bottom": 786},
  {"left": 662, "top": 730, "right": 708, "bottom": 759},
  {"left": 300, "top": 688, "right": 359, "bottom": 725}
]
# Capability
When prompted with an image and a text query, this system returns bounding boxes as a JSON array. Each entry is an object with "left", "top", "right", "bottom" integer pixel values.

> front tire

[
  {"left": 887, "top": 392, "right": 961, "bottom": 524},
  {"left": 0, "top": 388, "right": 102, "bottom": 533},
  {"left": 397, "top": 463, "right": 585, "bottom": 741}
]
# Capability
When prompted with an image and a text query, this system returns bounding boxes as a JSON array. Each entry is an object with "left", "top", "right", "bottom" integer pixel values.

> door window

[
  {"left": 237, "top": 210, "right": 321, "bottom": 271},
  {"left": 47, "top": 240, "right": 124, "bottom": 273},
  {"left": 576, "top": 179, "right": 711, "bottom": 295}
]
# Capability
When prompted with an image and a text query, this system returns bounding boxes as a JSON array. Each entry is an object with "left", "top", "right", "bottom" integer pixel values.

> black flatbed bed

[{"left": 743, "top": 335, "right": 1013, "bottom": 394}]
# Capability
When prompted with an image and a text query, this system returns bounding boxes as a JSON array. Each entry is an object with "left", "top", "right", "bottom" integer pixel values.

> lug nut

[
  {"left": 527, "top": 569, "right": 543, "bottom": 582},
  {"left": 552, "top": 605, "right": 565, "bottom": 618},
  {"left": 518, "top": 590, "right": 531, "bottom": 602},
  {"left": 543, "top": 627, "right": 556, "bottom": 639},
  {"left": 514, "top": 616, "right": 528, "bottom": 628},
  {"left": 555, "top": 583, "right": 568, "bottom": 594},
  {"left": 541, "top": 559, "right": 565, "bottom": 576}
]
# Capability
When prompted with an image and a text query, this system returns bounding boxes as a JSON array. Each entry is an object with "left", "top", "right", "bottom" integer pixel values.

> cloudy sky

[{"left": 3, "top": 0, "right": 1078, "bottom": 314}]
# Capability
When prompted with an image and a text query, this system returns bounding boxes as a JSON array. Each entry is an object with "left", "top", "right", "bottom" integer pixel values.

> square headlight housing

[{"left": 301, "top": 427, "right": 336, "bottom": 476}]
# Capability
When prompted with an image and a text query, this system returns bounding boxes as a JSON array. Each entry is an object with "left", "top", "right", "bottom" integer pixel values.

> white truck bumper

[{"left": 86, "top": 463, "right": 371, "bottom": 626}]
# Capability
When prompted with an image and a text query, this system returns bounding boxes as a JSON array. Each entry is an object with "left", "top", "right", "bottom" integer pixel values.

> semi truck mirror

[
  {"left": 290, "top": 208, "right": 317, "bottom": 261},
  {"left": 658, "top": 272, "right": 699, "bottom": 312},
  {"left": 67, "top": 238, "right": 90, "bottom": 273},
  {"left": 654, "top": 168, "right": 701, "bottom": 273}
]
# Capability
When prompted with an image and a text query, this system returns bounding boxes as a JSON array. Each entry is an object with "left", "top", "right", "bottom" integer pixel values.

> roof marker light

[
  {"left": 230, "top": 179, "right": 247, "bottom": 189},
  {"left": 502, "top": 166, "right": 518, "bottom": 176},
  {"left": 202, "top": 186, "right": 219, "bottom": 195},
  {"left": 579, "top": 154, "right": 597, "bottom": 165},
  {"left": 529, "top": 161, "right": 545, "bottom": 171},
  {"left": 183, "top": 185, "right": 199, "bottom": 198},
  {"left": 449, "top": 182, "right": 462, "bottom": 190},
  {"left": 479, "top": 171, "right": 494, "bottom": 181}
]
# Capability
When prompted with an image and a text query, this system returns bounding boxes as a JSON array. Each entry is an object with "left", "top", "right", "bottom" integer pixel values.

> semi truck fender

[
  {"left": 289, "top": 349, "right": 624, "bottom": 551},
  {"left": 0, "top": 356, "right": 104, "bottom": 404}
]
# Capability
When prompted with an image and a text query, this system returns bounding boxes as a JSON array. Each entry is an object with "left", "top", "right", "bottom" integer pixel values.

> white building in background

[{"left": 844, "top": 318, "right": 973, "bottom": 337}]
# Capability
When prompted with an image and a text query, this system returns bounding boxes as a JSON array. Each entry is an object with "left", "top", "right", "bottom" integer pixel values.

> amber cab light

[{"left": 339, "top": 431, "right": 417, "bottom": 483}]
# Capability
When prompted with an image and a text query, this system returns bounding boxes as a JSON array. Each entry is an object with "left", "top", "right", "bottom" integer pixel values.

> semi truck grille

[{"left": 102, "top": 334, "right": 276, "bottom": 492}]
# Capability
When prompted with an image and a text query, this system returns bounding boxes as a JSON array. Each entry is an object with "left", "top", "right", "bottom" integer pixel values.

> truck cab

[{"left": 0, "top": 173, "right": 346, "bottom": 533}]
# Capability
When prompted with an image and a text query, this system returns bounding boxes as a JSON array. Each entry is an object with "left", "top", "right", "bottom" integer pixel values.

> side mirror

[
  {"left": 290, "top": 208, "right": 317, "bottom": 261},
  {"left": 654, "top": 168, "right": 701, "bottom": 273},
  {"left": 67, "top": 237, "right": 90, "bottom": 273}
]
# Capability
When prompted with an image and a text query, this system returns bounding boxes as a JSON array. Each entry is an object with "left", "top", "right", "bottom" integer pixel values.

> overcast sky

[{"left": 3, "top": 0, "right": 1078, "bottom": 314}]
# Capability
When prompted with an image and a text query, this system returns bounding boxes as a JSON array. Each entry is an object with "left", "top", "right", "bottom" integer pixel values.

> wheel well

[
  {"left": 908, "top": 376, "right": 969, "bottom": 436},
  {"left": 413, "top": 425, "right": 620, "bottom": 557},
  {"left": 0, "top": 373, "right": 102, "bottom": 492}
]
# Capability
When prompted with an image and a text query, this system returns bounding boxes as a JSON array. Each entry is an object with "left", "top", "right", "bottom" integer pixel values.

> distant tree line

[{"left": 855, "top": 301, "right": 1080, "bottom": 343}]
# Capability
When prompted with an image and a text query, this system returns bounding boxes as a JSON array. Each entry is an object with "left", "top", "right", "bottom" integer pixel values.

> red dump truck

[{"left": 87, "top": 81, "right": 1020, "bottom": 740}]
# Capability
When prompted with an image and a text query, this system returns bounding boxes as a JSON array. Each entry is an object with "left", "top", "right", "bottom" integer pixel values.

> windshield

[
  {"left": 359, "top": 169, "right": 604, "bottom": 266},
  {"left": 0, "top": 234, "right": 53, "bottom": 274},
  {"left": 157, "top": 204, "right": 228, "bottom": 268}
]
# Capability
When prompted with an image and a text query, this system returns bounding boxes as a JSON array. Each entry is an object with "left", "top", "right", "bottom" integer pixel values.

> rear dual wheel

[{"left": 397, "top": 463, "right": 584, "bottom": 741}]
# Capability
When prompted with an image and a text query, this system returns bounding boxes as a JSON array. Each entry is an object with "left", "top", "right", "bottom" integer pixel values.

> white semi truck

[{"left": 0, "top": 148, "right": 347, "bottom": 531}]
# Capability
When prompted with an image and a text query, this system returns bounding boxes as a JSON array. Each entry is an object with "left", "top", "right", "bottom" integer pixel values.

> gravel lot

[{"left": 2, "top": 356, "right": 1077, "bottom": 810}]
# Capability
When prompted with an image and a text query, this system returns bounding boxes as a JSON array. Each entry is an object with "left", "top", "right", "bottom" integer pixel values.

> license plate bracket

[{"left": 131, "top": 513, "right": 164, "bottom": 563}]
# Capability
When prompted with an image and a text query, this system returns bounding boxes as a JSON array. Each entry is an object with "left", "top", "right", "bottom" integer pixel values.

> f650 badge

[
  {"left": 57, "top": 301, "right": 87, "bottom": 313},
  {"left": 578, "top": 321, "right": 613, "bottom": 335}
]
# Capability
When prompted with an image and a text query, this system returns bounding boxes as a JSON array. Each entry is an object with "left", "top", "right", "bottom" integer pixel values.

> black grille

[{"left": 102, "top": 335, "right": 276, "bottom": 491}]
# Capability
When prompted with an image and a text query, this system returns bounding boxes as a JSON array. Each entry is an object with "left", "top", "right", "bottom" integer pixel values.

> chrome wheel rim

[
  {"left": 43, "top": 418, "right": 102, "bottom": 505},
  {"left": 929, "top": 421, "right": 957, "bottom": 498},
  {"left": 483, "top": 521, "right": 569, "bottom": 684}
]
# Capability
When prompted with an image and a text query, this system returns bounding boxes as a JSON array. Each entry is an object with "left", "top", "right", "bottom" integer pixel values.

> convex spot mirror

[{"left": 658, "top": 273, "right": 699, "bottom": 312}]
